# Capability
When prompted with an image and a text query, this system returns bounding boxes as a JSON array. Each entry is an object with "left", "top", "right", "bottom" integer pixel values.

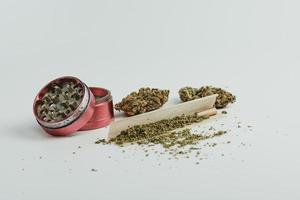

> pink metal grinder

[
  {"left": 33, "top": 76, "right": 95, "bottom": 136},
  {"left": 79, "top": 87, "right": 114, "bottom": 131}
]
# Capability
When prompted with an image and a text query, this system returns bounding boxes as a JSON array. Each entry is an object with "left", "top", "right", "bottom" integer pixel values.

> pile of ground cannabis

[
  {"left": 96, "top": 113, "right": 226, "bottom": 150},
  {"left": 179, "top": 86, "right": 236, "bottom": 108},
  {"left": 115, "top": 88, "right": 169, "bottom": 116},
  {"left": 130, "top": 128, "right": 226, "bottom": 149}
]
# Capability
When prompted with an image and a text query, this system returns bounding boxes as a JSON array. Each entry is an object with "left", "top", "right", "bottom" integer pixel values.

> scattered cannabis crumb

[
  {"left": 115, "top": 87, "right": 170, "bottom": 116},
  {"left": 211, "top": 143, "right": 217, "bottom": 147},
  {"left": 95, "top": 139, "right": 106, "bottom": 144},
  {"left": 91, "top": 168, "right": 98, "bottom": 172},
  {"left": 221, "top": 111, "right": 227, "bottom": 114},
  {"left": 179, "top": 86, "right": 236, "bottom": 108}
]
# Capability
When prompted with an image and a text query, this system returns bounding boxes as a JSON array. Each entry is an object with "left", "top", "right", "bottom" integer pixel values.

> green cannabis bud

[
  {"left": 179, "top": 86, "right": 236, "bottom": 109},
  {"left": 115, "top": 87, "right": 170, "bottom": 116},
  {"left": 178, "top": 87, "right": 198, "bottom": 102}
]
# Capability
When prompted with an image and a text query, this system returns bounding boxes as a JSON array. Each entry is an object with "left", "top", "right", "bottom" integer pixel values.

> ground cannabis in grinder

[
  {"left": 115, "top": 87, "right": 170, "bottom": 116},
  {"left": 179, "top": 86, "right": 236, "bottom": 108}
]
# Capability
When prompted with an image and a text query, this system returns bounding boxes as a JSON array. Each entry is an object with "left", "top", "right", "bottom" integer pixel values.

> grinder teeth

[{"left": 37, "top": 81, "right": 84, "bottom": 123}]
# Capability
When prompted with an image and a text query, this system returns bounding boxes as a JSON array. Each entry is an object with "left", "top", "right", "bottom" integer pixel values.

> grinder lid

[{"left": 79, "top": 87, "right": 114, "bottom": 131}]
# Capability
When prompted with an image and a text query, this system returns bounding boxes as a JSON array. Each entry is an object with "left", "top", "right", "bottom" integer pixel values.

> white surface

[{"left": 0, "top": 0, "right": 300, "bottom": 199}]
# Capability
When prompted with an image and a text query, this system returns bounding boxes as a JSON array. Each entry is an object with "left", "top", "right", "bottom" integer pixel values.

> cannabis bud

[
  {"left": 179, "top": 86, "right": 236, "bottom": 109},
  {"left": 115, "top": 87, "right": 170, "bottom": 116},
  {"left": 178, "top": 87, "right": 198, "bottom": 102}
]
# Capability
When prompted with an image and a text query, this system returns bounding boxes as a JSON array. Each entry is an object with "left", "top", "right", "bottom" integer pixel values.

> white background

[{"left": 0, "top": 0, "right": 300, "bottom": 199}]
